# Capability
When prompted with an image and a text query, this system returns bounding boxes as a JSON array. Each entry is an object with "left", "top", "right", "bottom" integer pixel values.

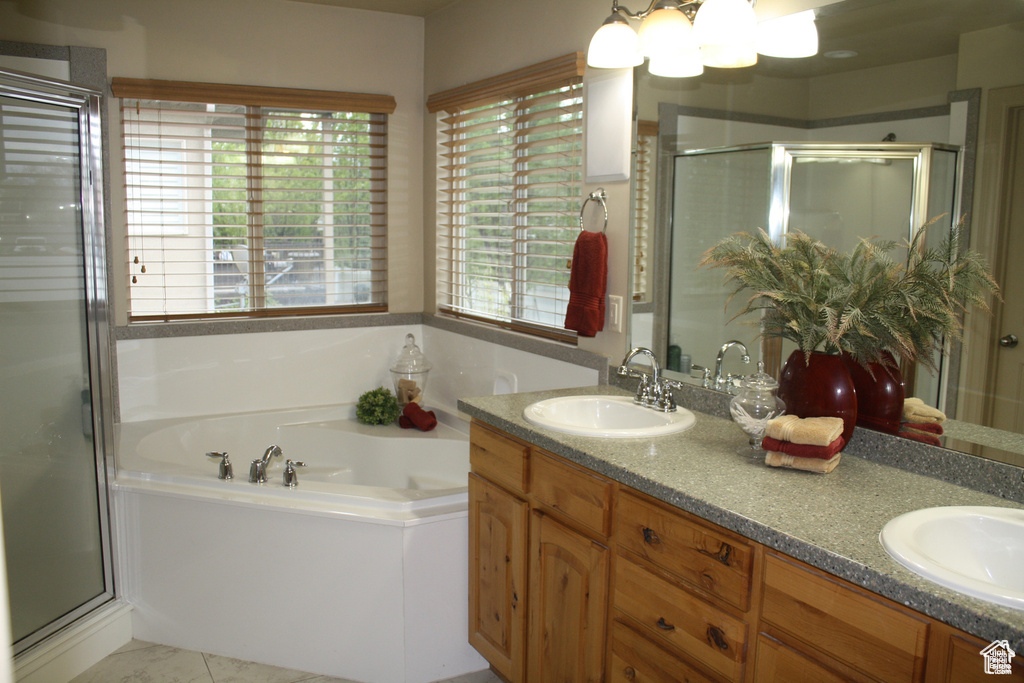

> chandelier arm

[
  {"left": 611, "top": 0, "right": 707, "bottom": 21},
  {"left": 610, "top": 0, "right": 664, "bottom": 21}
]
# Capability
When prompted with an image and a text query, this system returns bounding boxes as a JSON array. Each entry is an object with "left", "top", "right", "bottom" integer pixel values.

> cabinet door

[
  {"left": 925, "top": 622, "right": 1024, "bottom": 682},
  {"left": 528, "top": 509, "right": 610, "bottom": 683},
  {"left": 469, "top": 473, "right": 529, "bottom": 683}
]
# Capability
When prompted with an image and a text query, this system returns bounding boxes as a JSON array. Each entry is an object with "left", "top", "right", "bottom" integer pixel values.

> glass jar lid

[
  {"left": 740, "top": 360, "right": 777, "bottom": 390},
  {"left": 391, "top": 333, "right": 432, "bottom": 374}
]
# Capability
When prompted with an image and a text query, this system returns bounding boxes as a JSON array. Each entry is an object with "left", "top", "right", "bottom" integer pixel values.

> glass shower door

[{"left": 0, "top": 71, "right": 113, "bottom": 652}]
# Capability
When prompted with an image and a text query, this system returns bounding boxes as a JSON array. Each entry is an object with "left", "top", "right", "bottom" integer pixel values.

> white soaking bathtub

[{"left": 113, "top": 405, "right": 486, "bottom": 683}]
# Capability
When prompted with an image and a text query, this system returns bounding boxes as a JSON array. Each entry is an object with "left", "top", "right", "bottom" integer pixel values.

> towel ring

[{"left": 578, "top": 188, "right": 608, "bottom": 233}]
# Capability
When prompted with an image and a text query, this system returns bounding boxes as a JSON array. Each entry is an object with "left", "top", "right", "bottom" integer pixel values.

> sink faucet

[
  {"left": 249, "top": 444, "right": 282, "bottom": 483},
  {"left": 617, "top": 347, "right": 683, "bottom": 412},
  {"left": 713, "top": 340, "right": 751, "bottom": 392}
]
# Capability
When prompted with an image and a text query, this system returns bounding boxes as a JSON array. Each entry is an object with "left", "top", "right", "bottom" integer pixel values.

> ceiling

[
  {"left": 284, "top": 0, "right": 1024, "bottom": 77},
  {"left": 284, "top": 0, "right": 457, "bottom": 16},
  {"left": 770, "top": 0, "right": 1024, "bottom": 78}
]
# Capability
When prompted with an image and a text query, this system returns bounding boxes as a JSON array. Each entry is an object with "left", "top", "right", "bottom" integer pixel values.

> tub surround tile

[{"left": 458, "top": 385, "right": 1024, "bottom": 653}]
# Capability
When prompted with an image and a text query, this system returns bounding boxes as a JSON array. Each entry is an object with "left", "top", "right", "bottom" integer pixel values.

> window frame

[
  {"left": 112, "top": 78, "right": 395, "bottom": 323},
  {"left": 428, "top": 53, "right": 585, "bottom": 344}
]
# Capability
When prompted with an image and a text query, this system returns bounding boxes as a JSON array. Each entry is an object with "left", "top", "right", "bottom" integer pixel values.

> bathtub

[{"left": 113, "top": 405, "right": 487, "bottom": 683}]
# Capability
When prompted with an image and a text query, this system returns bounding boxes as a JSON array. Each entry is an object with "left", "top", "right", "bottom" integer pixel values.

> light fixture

[
  {"left": 587, "top": 11, "right": 644, "bottom": 68},
  {"left": 756, "top": 10, "right": 818, "bottom": 58},
  {"left": 587, "top": 0, "right": 819, "bottom": 77}
]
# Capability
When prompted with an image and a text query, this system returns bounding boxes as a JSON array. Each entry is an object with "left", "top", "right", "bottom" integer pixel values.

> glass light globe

[
  {"left": 756, "top": 10, "right": 819, "bottom": 58},
  {"left": 694, "top": 0, "right": 758, "bottom": 68},
  {"left": 588, "top": 14, "right": 643, "bottom": 68},
  {"left": 648, "top": 48, "right": 704, "bottom": 78},
  {"left": 638, "top": 6, "right": 694, "bottom": 58}
]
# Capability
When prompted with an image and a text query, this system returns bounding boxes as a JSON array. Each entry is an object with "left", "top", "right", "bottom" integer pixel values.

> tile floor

[{"left": 69, "top": 639, "right": 501, "bottom": 683}]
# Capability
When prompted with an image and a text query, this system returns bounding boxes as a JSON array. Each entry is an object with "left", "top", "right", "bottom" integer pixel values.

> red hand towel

[
  {"left": 898, "top": 426, "right": 942, "bottom": 446},
  {"left": 399, "top": 402, "right": 437, "bottom": 431},
  {"left": 563, "top": 230, "right": 607, "bottom": 337},
  {"left": 760, "top": 435, "right": 846, "bottom": 460}
]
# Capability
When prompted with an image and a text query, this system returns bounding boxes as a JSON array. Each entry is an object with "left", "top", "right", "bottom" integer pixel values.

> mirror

[{"left": 628, "top": 0, "right": 1024, "bottom": 467}]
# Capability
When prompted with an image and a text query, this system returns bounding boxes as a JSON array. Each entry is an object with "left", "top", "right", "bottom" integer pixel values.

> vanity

[{"left": 459, "top": 386, "right": 1024, "bottom": 683}]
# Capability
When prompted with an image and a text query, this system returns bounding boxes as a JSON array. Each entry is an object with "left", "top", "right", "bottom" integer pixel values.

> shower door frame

[{"left": 0, "top": 68, "right": 117, "bottom": 656}]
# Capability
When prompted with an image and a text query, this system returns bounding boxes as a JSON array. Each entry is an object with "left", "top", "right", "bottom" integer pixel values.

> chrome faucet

[
  {"left": 617, "top": 347, "right": 684, "bottom": 412},
  {"left": 249, "top": 444, "right": 282, "bottom": 484},
  {"left": 713, "top": 340, "right": 751, "bottom": 392}
]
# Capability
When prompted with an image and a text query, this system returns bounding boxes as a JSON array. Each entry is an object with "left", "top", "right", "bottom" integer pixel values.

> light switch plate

[{"left": 607, "top": 295, "right": 623, "bottom": 333}]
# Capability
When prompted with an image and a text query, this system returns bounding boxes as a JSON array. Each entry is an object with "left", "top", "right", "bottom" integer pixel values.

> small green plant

[
  {"left": 699, "top": 218, "right": 999, "bottom": 372},
  {"left": 356, "top": 387, "right": 400, "bottom": 425}
]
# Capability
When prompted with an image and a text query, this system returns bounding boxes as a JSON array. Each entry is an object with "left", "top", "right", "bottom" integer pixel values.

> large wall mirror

[{"left": 627, "top": 0, "right": 1024, "bottom": 467}]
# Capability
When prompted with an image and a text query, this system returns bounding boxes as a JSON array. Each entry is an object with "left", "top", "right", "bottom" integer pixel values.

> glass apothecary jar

[
  {"left": 729, "top": 361, "right": 786, "bottom": 457},
  {"left": 390, "top": 333, "right": 432, "bottom": 406}
]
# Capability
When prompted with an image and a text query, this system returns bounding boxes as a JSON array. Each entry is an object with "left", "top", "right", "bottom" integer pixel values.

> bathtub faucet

[{"left": 249, "top": 444, "right": 283, "bottom": 484}]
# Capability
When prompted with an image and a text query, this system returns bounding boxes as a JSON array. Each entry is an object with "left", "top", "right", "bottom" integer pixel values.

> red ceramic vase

[
  {"left": 777, "top": 350, "right": 858, "bottom": 446},
  {"left": 842, "top": 352, "right": 905, "bottom": 435}
]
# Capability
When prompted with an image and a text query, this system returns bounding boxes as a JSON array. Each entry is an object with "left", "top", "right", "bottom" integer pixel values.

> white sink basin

[
  {"left": 522, "top": 395, "right": 695, "bottom": 438},
  {"left": 880, "top": 506, "right": 1024, "bottom": 610}
]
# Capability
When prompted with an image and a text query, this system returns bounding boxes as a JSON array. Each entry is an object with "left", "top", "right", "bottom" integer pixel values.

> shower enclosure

[
  {"left": 660, "top": 142, "right": 959, "bottom": 404},
  {"left": 0, "top": 69, "right": 115, "bottom": 655}
]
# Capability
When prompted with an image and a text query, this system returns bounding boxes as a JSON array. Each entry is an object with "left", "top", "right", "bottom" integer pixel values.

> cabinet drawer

[
  {"left": 761, "top": 553, "right": 928, "bottom": 683},
  {"left": 470, "top": 421, "right": 528, "bottom": 495},
  {"left": 617, "top": 491, "right": 753, "bottom": 611},
  {"left": 754, "top": 633, "right": 850, "bottom": 683},
  {"left": 530, "top": 449, "right": 613, "bottom": 537},
  {"left": 614, "top": 556, "right": 747, "bottom": 682},
  {"left": 610, "top": 620, "right": 723, "bottom": 683}
]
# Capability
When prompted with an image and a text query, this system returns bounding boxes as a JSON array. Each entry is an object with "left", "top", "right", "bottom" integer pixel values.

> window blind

[
  {"left": 113, "top": 79, "right": 391, "bottom": 321},
  {"left": 633, "top": 120, "right": 657, "bottom": 303},
  {"left": 431, "top": 54, "right": 584, "bottom": 342}
]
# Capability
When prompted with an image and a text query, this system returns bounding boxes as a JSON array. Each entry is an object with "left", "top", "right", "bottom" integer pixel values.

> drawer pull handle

[
  {"left": 623, "top": 665, "right": 636, "bottom": 681},
  {"left": 656, "top": 617, "right": 675, "bottom": 631},
  {"left": 698, "top": 541, "right": 733, "bottom": 566},
  {"left": 706, "top": 625, "right": 729, "bottom": 651},
  {"left": 642, "top": 527, "right": 661, "bottom": 545}
]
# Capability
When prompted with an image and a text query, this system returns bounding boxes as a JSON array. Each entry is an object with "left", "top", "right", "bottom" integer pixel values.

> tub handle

[
  {"left": 206, "top": 452, "right": 233, "bottom": 480},
  {"left": 284, "top": 459, "right": 307, "bottom": 488}
]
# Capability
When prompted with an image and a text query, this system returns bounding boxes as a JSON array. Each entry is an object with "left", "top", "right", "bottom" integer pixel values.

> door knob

[{"left": 1000, "top": 334, "right": 1018, "bottom": 348}]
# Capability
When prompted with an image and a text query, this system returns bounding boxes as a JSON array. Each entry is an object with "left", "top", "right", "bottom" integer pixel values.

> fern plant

[{"left": 699, "top": 218, "right": 999, "bottom": 372}]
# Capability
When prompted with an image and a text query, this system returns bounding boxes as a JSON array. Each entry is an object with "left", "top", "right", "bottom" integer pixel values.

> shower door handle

[{"left": 1000, "top": 334, "right": 1018, "bottom": 348}]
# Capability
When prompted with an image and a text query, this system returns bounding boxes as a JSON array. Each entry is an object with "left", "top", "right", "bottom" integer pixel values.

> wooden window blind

[
  {"left": 633, "top": 120, "right": 658, "bottom": 303},
  {"left": 430, "top": 54, "right": 584, "bottom": 342},
  {"left": 112, "top": 78, "right": 393, "bottom": 322}
]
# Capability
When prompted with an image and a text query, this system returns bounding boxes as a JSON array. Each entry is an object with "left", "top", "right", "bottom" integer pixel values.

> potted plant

[{"left": 699, "top": 219, "right": 998, "bottom": 440}]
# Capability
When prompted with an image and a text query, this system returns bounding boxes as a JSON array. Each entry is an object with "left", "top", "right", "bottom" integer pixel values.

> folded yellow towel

[
  {"left": 903, "top": 397, "right": 946, "bottom": 424},
  {"left": 765, "top": 451, "right": 842, "bottom": 473},
  {"left": 765, "top": 414, "right": 844, "bottom": 447}
]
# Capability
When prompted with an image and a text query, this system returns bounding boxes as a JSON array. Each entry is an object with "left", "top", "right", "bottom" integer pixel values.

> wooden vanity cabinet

[
  {"left": 469, "top": 422, "right": 612, "bottom": 683},
  {"left": 468, "top": 421, "right": 1024, "bottom": 683},
  {"left": 468, "top": 423, "right": 529, "bottom": 683}
]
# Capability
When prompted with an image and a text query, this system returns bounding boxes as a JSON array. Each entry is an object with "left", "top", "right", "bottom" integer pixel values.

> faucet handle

[
  {"left": 284, "top": 460, "right": 306, "bottom": 488},
  {"left": 206, "top": 452, "right": 233, "bottom": 480}
]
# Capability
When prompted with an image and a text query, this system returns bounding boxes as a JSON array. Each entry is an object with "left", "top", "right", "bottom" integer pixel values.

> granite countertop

[{"left": 458, "top": 385, "right": 1024, "bottom": 652}]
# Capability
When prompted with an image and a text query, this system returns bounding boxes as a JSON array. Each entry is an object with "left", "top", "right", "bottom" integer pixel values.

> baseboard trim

[{"left": 14, "top": 601, "right": 132, "bottom": 683}]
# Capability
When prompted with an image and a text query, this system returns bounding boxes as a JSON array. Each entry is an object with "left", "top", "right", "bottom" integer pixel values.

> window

[
  {"left": 112, "top": 78, "right": 394, "bottom": 321},
  {"left": 429, "top": 53, "right": 584, "bottom": 342}
]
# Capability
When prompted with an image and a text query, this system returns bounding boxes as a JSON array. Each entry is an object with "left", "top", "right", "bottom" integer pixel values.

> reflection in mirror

[{"left": 627, "top": 0, "right": 1024, "bottom": 467}]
